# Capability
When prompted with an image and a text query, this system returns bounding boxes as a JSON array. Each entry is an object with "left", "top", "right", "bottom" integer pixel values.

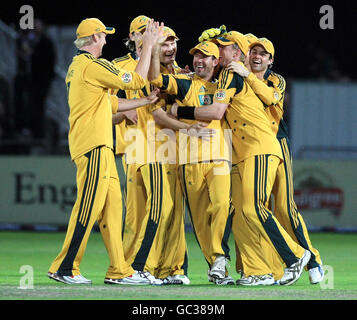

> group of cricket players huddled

[{"left": 47, "top": 15, "right": 324, "bottom": 287}]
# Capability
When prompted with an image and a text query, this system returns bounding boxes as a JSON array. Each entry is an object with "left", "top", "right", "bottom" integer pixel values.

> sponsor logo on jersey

[
  {"left": 199, "top": 85, "right": 208, "bottom": 93},
  {"left": 215, "top": 90, "right": 226, "bottom": 101}
]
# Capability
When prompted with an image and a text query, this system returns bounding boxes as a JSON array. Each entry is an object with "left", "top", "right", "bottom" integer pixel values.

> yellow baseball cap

[
  {"left": 244, "top": 33, "right": 259, "bottom": 45},
  {"left": 249, "top": 37, "right": 275, "bottom": 57},
  {"left": 162, "top": 26, "right": 179, "bottom": 40},
  {"left": 76, "top": 18, "right": 115, "bottom": 39},
  {"left": 137, "top": 26, "right": 179, "bottom": 48},
  {"left": 130, "top": 15, "right": 150, "bottom": 33},
  {"left": 215, "top": 31, "right": 250, "bottom": 56},
  {"left": 189, "top": 41, "right": 220, "bottom": 59}
]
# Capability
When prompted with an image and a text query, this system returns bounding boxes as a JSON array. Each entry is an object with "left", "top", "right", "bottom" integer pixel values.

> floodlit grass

[{"left": 0, "top": 231, "right": 356, "bottom": 300}]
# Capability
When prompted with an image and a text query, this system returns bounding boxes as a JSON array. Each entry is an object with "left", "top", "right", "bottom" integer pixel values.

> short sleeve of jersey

[
  {"left": 213, "top": 68, "right": 244, "bottom": 104},
  {"left": 270, "top": 72, "right": 286, "bottom": 97},
  {"left": 150, "top": 74, "right": 192, "bottom": 101},
  {"left": 109, "top": 94, "right": 118, "bottom": 113},
  {"left": 84, "top": 58, "right": 146, "bottom": 91}
]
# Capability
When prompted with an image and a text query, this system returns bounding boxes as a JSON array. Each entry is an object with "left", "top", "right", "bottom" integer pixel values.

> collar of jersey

[
  {"left": 130, "top": 51, "right": 138, "bottom": 61},
  {"left": 263, "top": 68, "right": 272, "bottom": 80},
  {"left": 76, "top": 49, "right": 93, "bottom": 57}
]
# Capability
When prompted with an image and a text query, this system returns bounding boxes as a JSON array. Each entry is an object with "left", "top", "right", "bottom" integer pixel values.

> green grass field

[{"left": 0, "top": 231, "right": 356, "bottom": 300}]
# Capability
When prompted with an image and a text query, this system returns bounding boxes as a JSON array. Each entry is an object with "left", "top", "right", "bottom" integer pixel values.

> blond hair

[
  {"left": 74, "top": 32, "right": 104, "bottom": 49},
  {"left": 74, "top": 35, "right": 93, "bottom": 49},
  {"left": 233, "top": 43, "right": 246, "bottom": 63}
]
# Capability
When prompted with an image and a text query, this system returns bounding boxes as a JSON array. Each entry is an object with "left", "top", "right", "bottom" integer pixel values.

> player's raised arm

[
  {"left": 135, "top": 19, "right": 164, "bottom": 80},
  {"left": 147, "top": 25, "right": 166, "bottom": 82}
]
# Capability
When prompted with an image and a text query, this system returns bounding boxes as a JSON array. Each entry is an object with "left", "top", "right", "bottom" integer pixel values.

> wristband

[{"left": 177, "top": 106, "right": 196, "bottom": 120}]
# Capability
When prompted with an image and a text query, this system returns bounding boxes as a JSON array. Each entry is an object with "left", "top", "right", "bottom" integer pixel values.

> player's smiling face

[
  {"left": 160, "top": 38, "right": 177, "bottom": 65},
  {"left": 249, "top": 45, "right": 273, "bottom": 72},
  {"left": 193, "top": 52, "right": 217, "bottom": 80}
]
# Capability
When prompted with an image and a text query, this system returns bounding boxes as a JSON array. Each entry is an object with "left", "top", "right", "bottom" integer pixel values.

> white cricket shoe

[
  {"left": 236, "top": 274, "right": 275, "bottom": 286},
  {"left": 207, "top": 269, "right": 234, "bottom": 285},
  {"left": 140, "top": 271, "right": 164, "bottom": 285},
  {"left": 279, "top": 250, "right": 311, "bottom": 286},
  {"left": 48, "top": 272, "right": 92, "bottom": 285},
  {"left": 215, "top": 275, "right": 235, "bottom": 285},
  {"left": 209, "top": 255, "right": 226, "bottom": 279},
  {"left": 163, "top": 274, "right": 190, "bottom": 285},
  {"left": 104, "top": 271, "right": 151, "bottom": 285},
  {"left": 309, "top": 265, "right": 324, "bottom": 284}
]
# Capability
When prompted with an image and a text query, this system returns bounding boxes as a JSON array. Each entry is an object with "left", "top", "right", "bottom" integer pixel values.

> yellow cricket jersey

[
  {"left": 151, "top": 73, "right": 230, "bottom": 164},
  {"left": 111, "top": 52, "right": 144, "bottom": 155},
  {"left": 65, "top": 50, "right": 146, "bottom": 160},
  {"left": 111, "top": 52, "right": 181, "bottom": 164},
  {"left": 245, "top": 69, "right": 288, "bottom": 140},
  {"left": 213, "top": 62, "right": 283, "bottom": 164}
]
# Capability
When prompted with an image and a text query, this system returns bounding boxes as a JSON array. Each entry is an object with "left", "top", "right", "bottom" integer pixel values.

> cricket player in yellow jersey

[
  {"left": 110, "top": 16, "right": 153, "bottom": 250},
  {"left": 112, "top": 20, "right": 190, "bottom": 285},
  {"left": 151, "top": 41, "right": 234, "bottom": 285},
  {"left": 228, "top": 37, "right": 324, "bottom": 284},
  {"left": 171, "top": 30, "right": 311, "bottom": 286},
  {"left": 47, "top": 18, "right": 162, "bottom": 285}
]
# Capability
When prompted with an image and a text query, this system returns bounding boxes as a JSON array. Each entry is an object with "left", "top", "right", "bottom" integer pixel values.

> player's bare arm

[
  {"left": 135, "top": 20, "right": 164, "bottom": 79},
  {"left": 152, "top": 108, "right": 215, "bottom": 139},
  {"left": 112, "top": 88, "right": 160, "bottom": 113},
  {"left": 147, "top": 28, "right": 167, "bottom": 82},
  {"left": 170, "top": 101, "right": 228, "bottom": 121}
]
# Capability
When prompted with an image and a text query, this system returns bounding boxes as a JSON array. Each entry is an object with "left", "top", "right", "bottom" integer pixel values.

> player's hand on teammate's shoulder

[{"left": 227, "top": 61, "right": 250, "bottom": 78}]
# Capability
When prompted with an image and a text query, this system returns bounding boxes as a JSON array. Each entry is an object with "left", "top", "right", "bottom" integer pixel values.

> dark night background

[{"left": 2, "top": 0, "right": 357, "bottom": 81}]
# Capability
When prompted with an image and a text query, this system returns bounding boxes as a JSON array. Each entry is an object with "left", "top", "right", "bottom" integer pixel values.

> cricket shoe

[
  {"left": 163, "top": 275, "right": 190, "bottom": 285},
  {"left": 209, "top": 255, "right": 227, "bottom": 279},
  {"left": 215, "top": 275, "right": 235, "bottom": 285},
  {"left": 207, "top": 270, "right": 234, "bottom": 285},
  {"left": 278, "top": 250, "right": 311, "bottom": 286},
  {"left": 309, "top": 265, "right": 324, "bottom": 284},
  {"left": 104, "top": 271, "right": 151, "bottom": 285},
  {"left": 140, "top": 271, "right": 164, "bottom": 285},
  {"left": 236, "top": 274, "right": 275, "bottom": 286},
  {"left": 48, "top": 272, "right": 92, "bottom": 285}
]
